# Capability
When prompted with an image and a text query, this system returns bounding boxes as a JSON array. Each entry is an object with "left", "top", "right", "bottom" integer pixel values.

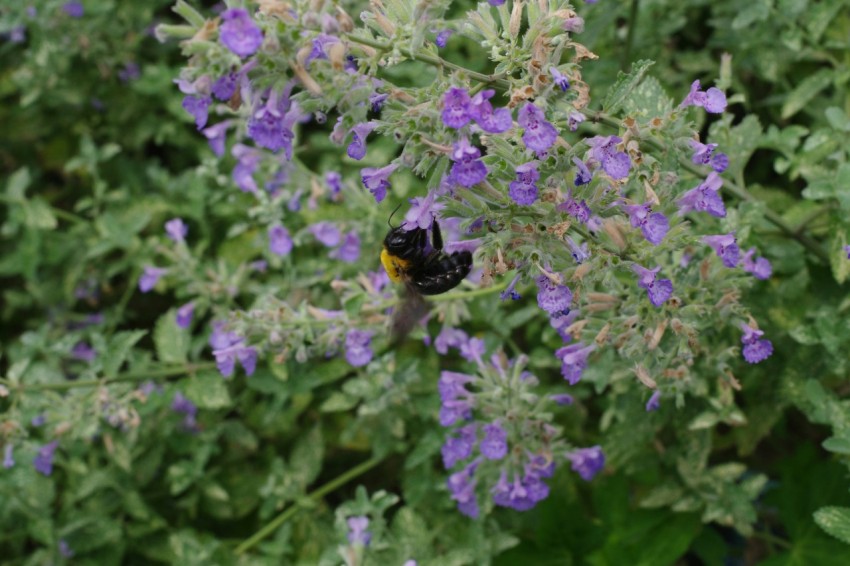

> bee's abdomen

[{"left": 410, "top": 251, "right": 473, "bottom": 295}]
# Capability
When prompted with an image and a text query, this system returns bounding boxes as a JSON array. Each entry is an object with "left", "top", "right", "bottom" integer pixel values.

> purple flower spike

[
  {"left": 347, "top": 122, "right": 377, "bottom": 160},
  {"left": 632, "top": 264, "right": 673, "bottom": 307},
  {"left": 622, "top": 203, "right": 669, "bottom": 246},
  {"left": 536, "top": 275, "right": 572, "bottom": 316},
  {"left": 741, "top": 248, "right": 772, "bottom": 280},
  {"left": 468, "top": 90, "right": 512, "bottom": 134},
  {"left": 139, "top": 266, "right": 167, "bottom": 293},
  {"left": 740, "top": 323, "right": 773, "bottom": 364},
  {"left": 347, "top": 516, "right": 372, "bottom": 546},
  {"left": 219, "top": 8, "right": 264, "bottom": 58},
  {"left": 33, "top": 441, "right": 58, "bottom": 476},
  {"left": 268, "top": 224, "right": 293, "bottom": 256},
  {"left": 509, "top": 162, "right": 540, "bottom": 205},
  {"left": 677, "top": 172, "right": 726, "bottom": 217},
  {"left": 568, "top": 446, "right": 605, "bottom": 481},
  {"left": 345, "top": 329, "right": 374, "bottom": 367},
  {"left": 442, "top": 87, "right": 472, "bottom": 129},
  {"left": 3, "top": 444, "right": 15, "bottom": 469},
  {"left": 403, "top": 190, "right": 445, "bottom": 230},
  {"left": 555, "top": 342, "right": 595, "bottom": 384},
  {"left": 450, "top": 138, "right": 488, "bottom": 187},
  {"left": 572, "top": 157, "right": 593, "bottom": 186},
  {"left": 646, "top": 391, "right": 661, "bottom": 412},
  {"left": 442, "top": 423, "right": 477, "bottom": 468},
  {"left": 361, "top": 163, "right": 398, "bottom": 202},
  {"left": 518, "top": 103, "right": 558, "bottom": 153},
  {"left": 165, "top": 218, "right": 188, "bottom": 243},
  {"left": 247, "top": 92, "right": 299, "bottom": 157},
  {"left": 435, "top": 29, "right": 453, "bottom": 48},
  {"left": 702, "top": 232, "right": 740, "bottom": 268},
  {"left": 176, "top": 302, "right": 195, "bottom": 329},
  {"left": 550, "top": 67, "right": 570, "bottom": 91},
  {"left": 480, "top": 423, "right": 508, "bottom": 460}
]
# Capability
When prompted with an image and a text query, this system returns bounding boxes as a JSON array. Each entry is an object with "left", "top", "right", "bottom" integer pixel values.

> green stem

[
  {"left": 11, "top": 362, "right": 216, "bottom": 393},
  {"left": 622, "top": 0, "right": 640, "bottom": 71},
  {"left": 752, "top": 529, "right": 793, "bottom": 550},
  {"left": 234, "top": 455, "right": 384, "bottom": 555},
  {"left": 0, "top": 194, "right": 86, "bottom": 225}
]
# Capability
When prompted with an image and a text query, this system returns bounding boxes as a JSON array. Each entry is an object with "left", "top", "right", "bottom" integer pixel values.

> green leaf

[
  {"left": 5, "top": 167, "right": 31, "bottom": 199},
  {"left": 289, "top": 425, "right": 324, "bottom": 487},
  {"left": 781, "top": 69, "right": 834, "bottom": 120},
  {"left": 822, "top": 436, "right": 850, "bottom": 455},
  {"left": 602, "top": 60, "right": 655, "bottom": 114},
  {"left": 101, "top": 330, "right": 146, "bottom": 377},
  {"left": 825, "top": 107, "right": 850, "bottom": 132},
  {"left": 21, "top": 198, "right": 57, "bottom": 230},
  {"left": 814, "top": 507, "right": 850, "bottom": 545},
  {"left": 620, "top": 75, "right": 672, "bottom": 118},
  {"left": 154, "top": 309, "right": 189, "bottom": 363},
  {"left": 320, "top": 391, "right": 358, "bottom": 412},
  {"left": 184, "top": 372, "right": 232, "bottom": 409}
]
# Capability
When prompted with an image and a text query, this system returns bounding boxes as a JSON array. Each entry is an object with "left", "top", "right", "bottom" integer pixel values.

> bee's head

[{"left": 384, "top": 226, "right": 423, "bottom": 257}]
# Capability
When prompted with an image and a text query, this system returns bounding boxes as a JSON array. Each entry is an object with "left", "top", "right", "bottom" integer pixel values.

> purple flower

[
  {"left": 740, "top": 323, "right": 773, "bottom": 364},
  {"left": 31, "top": 414, "right": 46, "bottom": 427},
  {"left": 568, "top": 446, "right": 605, "bottom": 480},
  {"left": 588, "top": 135, "right": 631, "bottom": 180},
  {"left": 62, "top": 1, "right": 84, "bottom": 17},
  {"left": 550, "top": 67, "right": 570, "bottom": 91},
  {"left": 118, "top": 62, "right": 140, "bottom": 83},
  {"left": 171, "top": 392, "right": 198, "bottom": 430},
  {"left": 442, "top": 87, "right": 472, "bottom": 129},
  {"left": 202, "top": 120, "right": 233, "bottom": 157},
  {"left": 689, "top": 140, "right": 729, "bottom": 173},
  {"left": 345, "top": 329, "right": 374, "bottom": 367},
  {"left": 488, "top": 0, "right": 506, "bottom": 5},
  {"left": 566, "top": 236, "right": 590, "bottom": 264},
  {"left": 247, "top": 92, "right": 299, "bottom": 157},
  {"left": 71, "top": 342, "right": 96, "bottom": 362},
  {"left": 551, "top": 393, "right": 574, "bottom": 406},
  {"left": 435, "top": 327, "right": 469, "bottom": 355},
  {"left": 680, "top": 80, "right": 707, "bottom": 109},
  {"left": 442, "top": 423, "right": 477, "bottom": 468},
  {"left": 3, "top": 444, "right": 15, "bottom": 468},
  {"left": 632, "top": 264, "right": 673, "bottom": 307},
  {"left": 555, "top": 342, "right": 595, "bottom": 384},
  {"left": 361, "top": 163, "right": 399, "bottom": 203},
  {"left": 347, "top": 122, "right": 377, "bottom": 160},
  {"left": 59, "top": 540, "right": 74, "bottom": 559},
  {"left": 572, "top": 157, "right": 593, "bottom": 186},
  {"left": 176, "top": 302, "right": 195, "bottom": 329},
  {"left": 622, "top": 203, "right": 669, "bottom": 246},
  {"left": 677, "top": 172, "right": 726, "bottom": 217},
  {"left": 33, "top": 441, "right": 58, "bottom": 476},
  {"left": 448, "top": 460, "right": 480, "bottom": 518},
  {"left": 491, "top": 468, "right": 551, "bottom": 511},
  {"left": 499, "top": 273, "right": 522, "bottom": 301},
  {"left": 269, "top": 224, "right": 293, "bottom": 256},
  {"left": 435, "top": 29, "right": 453, "bottom": 48},
  {"left": 403, "top": 190, "right": 444, "bottom": 230},
  {"left": 845, "top": 244, "right": 850, "bottom": 259},
  {"left": 468, "top": 90, "right": 512, "bottom": 134},
  {"left": 231, "top": 144, "right": 262, "bottom": 192},
  {"left": 480, "top": 423, "right": 508, "bottom": 460},
  {"left": 309, "top": 222, "right": 341, "bottom": 247},
  {"left": 559, "top": 192, "right": 592, "bottom": 223},
  {"left": 568, "top": 111, "right": 585, "bottom": 132},
  {"left": 518, "top": 103, "right": 558, "bottom": 153},
  {"left": 212, "top": 72, "right": 238, "bottom": 101},
  {"left": 219, "top": 8, "right": 263, "bottom": 58},
  {"left": 459, "top": 337, "right": 485, "bottom": 365},
  {"left": 182, "top": 95, "right": 211, "bottom": 130},
  {"left": 741, "top": 248, "right": 772, "bottom": 280},
  {"left": 305, "top": 33, "right": 340, "bottom": 65},
  {"left": 213, "top": 341, "right": 257, "bottom": 378},
  {"left": 704, "top": 87, "right": 727, "bottom": 113},
  {"left": 347, "top": 516, "right": 371, "bottom": 546},
  {"left": 509, "top": 162, "right": 540, "bottom": 205},
  {"left": 551, "top": 310, "right": 578, "bottom": 342},
  {"left": 563, "top": 16, "right": 585, "bottom": 33},
  {"left": 325, "top": 171, "right": 342, "bottom": 196},
  {"left": 165, "top": 218, "right": 188, "bottom": 243},
  {"left": 450, "top": 138, "right": 488, "bottom": 187},
  {"left": 330, "top": 231, "right": 361, "bottom": 263},
  {"left": 438, "top": 371, "right": 476, "bottom": 426},
  {"left": 702, "top": 232, "right": 740, "bottom": 268},
  {"left": 536, "top": 275, "right": 572, "bottom": 316},
  {"left": 139, "top": 266, "right": 167, "bottom": 293},
  {"left": 646, "top": 391, "right": 661, "bottom": 412}
]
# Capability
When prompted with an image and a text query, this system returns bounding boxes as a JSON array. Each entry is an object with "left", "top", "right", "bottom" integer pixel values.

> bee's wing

[{"left": 390, "top": 284, "right": 431, "bottom": 342}]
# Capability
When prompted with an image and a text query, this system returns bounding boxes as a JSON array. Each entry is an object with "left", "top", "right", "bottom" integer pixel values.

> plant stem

[
  {"left": 234, "top": 455, "right": 384, "bottom": 555},
  {"left": 11, "top": 362, "right": 216, "bottom": 393},
  {"left": 622, "top": 0, "right": 640, "bottom": 71}
]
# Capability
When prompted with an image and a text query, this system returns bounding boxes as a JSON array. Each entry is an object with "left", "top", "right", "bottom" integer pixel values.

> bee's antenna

[{"left": 388, "top": 202, "right": 404, "bottom": 228}]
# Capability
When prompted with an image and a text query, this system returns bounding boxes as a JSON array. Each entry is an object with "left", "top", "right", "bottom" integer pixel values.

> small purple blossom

[
  {"left": 487, "top": 0, "right": 506, "bottom": 5},
  {"left": 202, "top": 120, "right": 233, "bottom": 157},
  {"left": 176, "top": 302, "right": 195, "bottom": 329},
  {"left": 568, "top": 446, "right": 605, "bottom": 480},
  {"left": 559, "top": 192, "right": 592, "bottom": 223},
  {"left": 845, "top": 244, "right": 850, "bottom": 259},
  {"left": 646, "top": 391, "right": 661, "bottom": 412},
  {"left": 2, "top": 444, "right": 13, "bottom": 469},
  {"left": 231, "top": 144, "right": 262, "bottom": 192},
  {"left": 468, "top": 90, "right": 512, "bottom": 134},
  {"left": 518, "top": 103, "right": 558, "bottom": 153},
  {"left": 555, "top": 342, "right": 595, "bottom": 384},
  {"left": 165, "top": 218, "right": 188, "bottom": 243},
  {"left": 491, "top": 467, "right": 551, "bottom": 511},
  {"left": 330, "top": 231, "right": 361, "bottom": 263},
  {"left": 480, "top": 423, "right": 508, "bottom": 460},
  {"left": 62, "top": 1, "right": 84, "bottom": 18},
  {"left": 702, "top": 232, "right": 740, "bottom": 268},
  {"left": 442, "top": 423, "right": 477, "bottom": 468},
  {"left": 268, "top": 224, "right": 293, "bottom": 256},
  {"left": 442, "top": 87, "right": 472, "bottom": 129},
  {"left": 347, "top": 122, "right": 377, "bottom": 160},
  {"left": 550, "top": 67, "right": 570, "bottom": 91},
  {"left": 182, "top": 95, "right": 211, "bottom": 130},
  {"left": 139, "top": 266, "right": 167, "bottom": 293},
  {"left": 309, "top": 222, "right": 341, "bottom": 247},
  {"left": 33, "top": 441, "right": 58, "bottom": 476},
  {"left": 677, "top": 172, "right": 726, "bottom": 217},
  {"left": 741, "top": 248, "right": 772, "bottom": 280},
  {"left": 171, "top": 392, "right": 198, "bottom": 430},
  {"left": 403, "top": 190, "right": 444, "bottom": 230},
  {"left": 566, "top": 236, "right": 590, "bottom": 263},
  {"left": 450, "top": 138, "right": 488, "bottom": 187},
  {"left": 59, "top": 540, "right": 74, "bottom": 559},
  {"left": 438, "top": 371, "right": 476, "bottom": 426},
  {"left": 632, "top": 264, "right": 673, "bottom": 307},
  {"left": 459, "top": 337, "right": 485, "bottom": 364},
  {"left": 435, "top": 327, "right": 469, "bottom": 355},
  {"left": 71, "top": 342, "right": 96, "bottom": 362},
  {"left": 568, "top": 111, "right": 585, "bottom": 132},
  {"left": 563, "top": 16, "right": 585, "bottom": 33},
  {"left": 211, "top": 330, "right": 258, "bottom": 377},
  {"left": 219, "top": 8, "right": 263, "bottom": 58},
  {"left": 500, "top": 273, "right": 522, "bottom": 301},
  {"left": 689, "top": 139, "right": 729, "bottom": 173},
  {"left": 435, "top": 29, "right": 453, "bottom": 48},
  {"left": 345, "top": 329, "right": 374, "bottom": 367},
  {"left": 536, "top": 275, "right": 572, "bottom": 316},
  {"left": 325, "top": 171, "right": 342, "bottom": 196},
  {"left": 622, "top": 203, "right": 669, "bottom": 246},
  {"left": 347, "top": 516, "right": 371, "bottom": 546},
  {"left": 212, "top": 72, "right": 238, "bottom": 101},
  {"left": 551, "top": 393, "right": 574, "bottom": 406},
  {"left": 572, "top": 157, "right": 593, "bottom": 186},
  {"left": 247, "top": 92, "right": 299, "bottom": 157},
  {"left": 361, "top": 163, "right": 399, "bottom": 203},
  {"left": 305, "top": 33, "right": 339, "bottom": 65},
  {"left": 588, "top": 135, "right": 631, "bottom": 180},
  {"left": 448, "top": 460, "right": 480, "bottom": 518},
  {"left": 509, "top": 161, "right": 540, "bottom": 205},
  {"left": 31, "top": 414, "right": 46, "bottom": 427},
  {"left": 679, "top": 80, "right": 727, "bottom": 113},
  {"left": 740, "top": 323, "right": 773, "bottom": 364}
]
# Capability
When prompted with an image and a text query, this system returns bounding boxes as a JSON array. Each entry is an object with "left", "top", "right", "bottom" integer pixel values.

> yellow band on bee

[{"left": 381, "top": 248, "right": 410, "bottom": 283}]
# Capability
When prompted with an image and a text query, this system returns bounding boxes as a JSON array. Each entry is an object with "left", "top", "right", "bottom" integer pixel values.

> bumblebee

[{"left": 381, "top": 220, "right": 473, "bottom": 295}]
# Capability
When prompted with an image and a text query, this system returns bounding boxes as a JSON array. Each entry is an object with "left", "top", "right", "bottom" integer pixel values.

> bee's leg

[
  {"left": 414, "top": 227, "right": 428, "bottom": 251},
  {"left": 430, "top": 219, "right": 444, "bottom": 252}
]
